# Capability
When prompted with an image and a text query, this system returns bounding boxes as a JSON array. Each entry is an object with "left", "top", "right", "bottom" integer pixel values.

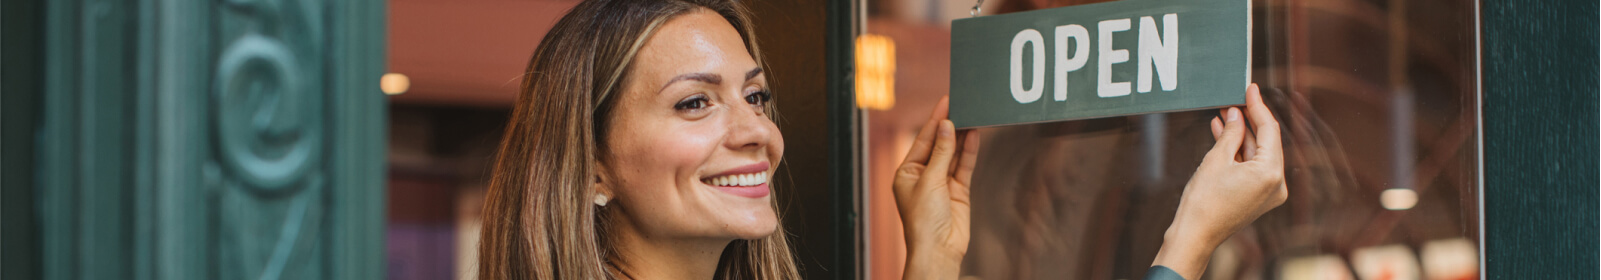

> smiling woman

[{"left": 475, "top": 0, "right": 796, "bottom": 279}]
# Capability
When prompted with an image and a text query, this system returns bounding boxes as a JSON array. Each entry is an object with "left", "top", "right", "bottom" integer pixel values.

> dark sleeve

[{"left": 1143, "top": 265, "right": 1186, "bottom": 280}]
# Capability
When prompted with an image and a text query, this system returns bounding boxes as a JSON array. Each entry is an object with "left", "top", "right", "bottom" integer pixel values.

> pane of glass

[{"left": 864, "top": 0, "right": 1480, "bottom": 279}]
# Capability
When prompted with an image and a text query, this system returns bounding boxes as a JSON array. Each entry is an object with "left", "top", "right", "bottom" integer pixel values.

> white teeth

[{"left": 704, "top": 172, "right": 766, "bottom": 187}]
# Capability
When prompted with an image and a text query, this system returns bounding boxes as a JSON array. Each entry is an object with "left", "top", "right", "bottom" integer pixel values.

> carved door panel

[{"left": 35, "top": 0, "right": 386, "bottom": 279}]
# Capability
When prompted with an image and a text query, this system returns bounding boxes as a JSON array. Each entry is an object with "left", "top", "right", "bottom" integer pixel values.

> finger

[
  {"left": 1238, "top": 109, "right": 1258, "bottom": 160},
  {"left": 951, "top": 133, "right": 977, "bottom": 208},
  {"left": 902, "top": 97, "right": 951, "bottom": 165},
  {"left": 954, "top": 129, "right": 982, "bottom": 185},
  {"left": 1210, "top": 117, "right": 1224, "bottom": 141},
  {"left": 931, "top": 95, "right": 951, "bottom": 121},
  {"left": 1244, "top": 84, "right": 1283, "bottom": 166},
  {"left": 922, "top": 120, "right": 959, "bottom": 189},
  {"left": 1207, "top": 107, "right": 1247, "bottom": 162},
  {"left": 949, "top": 132, "right": 965, "bottom": 178},
  {"left": 1240, "top": 122, "right": 1258, "bottom": 161}
]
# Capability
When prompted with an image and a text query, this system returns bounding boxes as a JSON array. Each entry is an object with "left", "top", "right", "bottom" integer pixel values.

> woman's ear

[{"left": 593, "top": 165, "right": 613, "bottom": 207}]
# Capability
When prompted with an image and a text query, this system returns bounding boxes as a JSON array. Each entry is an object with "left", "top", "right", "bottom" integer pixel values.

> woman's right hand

[
  {"left": 894, "top": 96, "right": 980, "bottom": 280},
  {"left": 1152, "top": 83, "right": 1288, "bottom": 279}
]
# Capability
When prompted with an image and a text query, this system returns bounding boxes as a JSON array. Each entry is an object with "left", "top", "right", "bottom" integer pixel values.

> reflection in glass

[{"left": 864, "top": 0, "right": 1479, "bottom": 279}]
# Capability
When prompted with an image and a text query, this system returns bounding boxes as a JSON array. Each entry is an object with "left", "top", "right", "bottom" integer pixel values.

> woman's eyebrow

[
  {"left": 745, "top": 68, "right": 763, "bottom": 81},
  {"left": 659, "top": 72, "right": 722, "bottom": 94}
]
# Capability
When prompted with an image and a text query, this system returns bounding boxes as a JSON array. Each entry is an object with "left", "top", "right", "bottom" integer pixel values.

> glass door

[{"left": 862, "top": 0, "right": 1481, "bottom": 279}]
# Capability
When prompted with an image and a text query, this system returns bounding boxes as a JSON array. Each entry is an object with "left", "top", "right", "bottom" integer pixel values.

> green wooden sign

[{"left": 950, "top": 0, "right": 1250, "bottom": 128}]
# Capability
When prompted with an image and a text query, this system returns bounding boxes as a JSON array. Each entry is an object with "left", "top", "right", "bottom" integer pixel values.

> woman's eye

[
  {"left": 674, "top": 95, "right": 710, "bottom": 110},
  {"left": 744, "top": 90, "right": 771, "bottom": 106}
]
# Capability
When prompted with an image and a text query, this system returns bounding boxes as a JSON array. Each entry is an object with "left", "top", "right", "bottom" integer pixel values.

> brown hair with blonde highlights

[{"left": 476, "top": 0, "right": 798, "bottom": 279}]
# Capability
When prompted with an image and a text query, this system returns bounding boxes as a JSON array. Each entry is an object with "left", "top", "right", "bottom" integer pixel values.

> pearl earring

[{"left": 594, "top": 194, "right": 610, "bottom": 207}]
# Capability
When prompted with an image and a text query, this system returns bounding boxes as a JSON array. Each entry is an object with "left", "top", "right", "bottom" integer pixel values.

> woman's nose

[{"left": 723, "top": 103, "right": 772, "bottom": 151}]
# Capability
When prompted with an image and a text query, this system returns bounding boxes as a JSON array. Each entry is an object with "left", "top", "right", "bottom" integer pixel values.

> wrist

[
  {"left": 1154, "top": 220, "right": 1226, "bottom": 280},
  {"left": 902, "top": 251, "right": 960, "bottom": 278},
  {"left": 907, "top": 240, "right": 962, "bottom": 263},
  {"left": 1164, "top": 205, "right": 1227, "bottom": 251},
  {"left": 904, "top": 245, "right": 963, "bottom": 280}
]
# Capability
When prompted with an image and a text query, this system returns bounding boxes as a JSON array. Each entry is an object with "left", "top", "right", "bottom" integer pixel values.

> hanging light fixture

[
  {"left": 855, "top": 34, "right": 895, "bottom": 110},
  {"left": 1380, "top": 188, "right": 1417, "bottom": 210}
]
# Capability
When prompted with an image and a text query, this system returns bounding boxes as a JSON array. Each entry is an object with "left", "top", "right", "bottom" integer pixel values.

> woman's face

[{"left": 601, "top": 9, "right": 783, "bottom": 240}]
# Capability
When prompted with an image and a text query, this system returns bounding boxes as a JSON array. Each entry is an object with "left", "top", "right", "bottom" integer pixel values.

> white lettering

[
  {"left": 1010, "top": 29, "right": 1046, "bottom": 104},
  {"left": 1138, "top": 13, "right": 1178, "bottom": 93},
  {"left": 1097, "top": 18, "right": 1132, "bottom": 97},
  {"left": 1054, "top": 24, "right": 1090, "bottom": 101},
  {"left": 1005, "top": 13, "right": 1181, "bottom": 102}
]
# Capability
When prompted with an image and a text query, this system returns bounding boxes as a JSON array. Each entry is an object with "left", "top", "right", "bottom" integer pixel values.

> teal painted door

[
  {"left": 1480, "top": 0, "right": 1598, "bottom": 278},
  {"left": 31, "top": 0, "right": 387, "bottom": 279}
]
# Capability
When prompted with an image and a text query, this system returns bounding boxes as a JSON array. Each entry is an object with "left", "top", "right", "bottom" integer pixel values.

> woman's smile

[{"left": 699, "top": 162, "right": 772, "bottom": 198}]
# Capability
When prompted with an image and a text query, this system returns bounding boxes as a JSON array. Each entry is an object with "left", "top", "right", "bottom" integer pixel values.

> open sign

[
  {"left": 1006, "top": 13, "right": 1178, "bottom": 104},
  {"left": 950, "top": 0, "right": 1250, "bottom": 128}
]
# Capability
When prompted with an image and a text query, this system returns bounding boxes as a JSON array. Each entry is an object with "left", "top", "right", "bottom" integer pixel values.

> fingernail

[
  {"left": 1227, "top": 108, "right": 1240, "bottom": 122},
  {"left": 939, "top": 120, "right": 954, "bottom": 136}
]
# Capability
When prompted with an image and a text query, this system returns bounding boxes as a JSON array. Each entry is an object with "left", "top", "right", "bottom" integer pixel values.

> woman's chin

[
  {"left": 730, "top": 226, "right": 777, "bottom": 240},
  {"left": 720, "top": 208, "right": 779, "bottom": 239}
]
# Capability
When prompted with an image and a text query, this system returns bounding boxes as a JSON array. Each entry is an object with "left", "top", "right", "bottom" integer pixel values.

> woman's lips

[
  {"left": 703, "top": 162, "right": 770, "bottom": 179},
  {"left": 701, "top": 162, "right": 772, "bottom": 198},
  {"left": 714, "top": 182, "right": 770, "bottom": 198}
]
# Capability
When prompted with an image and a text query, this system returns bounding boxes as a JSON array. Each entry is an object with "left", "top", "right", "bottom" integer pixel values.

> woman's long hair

[{"left": 477, "top": 0, "right": 799, "bottom": 279}]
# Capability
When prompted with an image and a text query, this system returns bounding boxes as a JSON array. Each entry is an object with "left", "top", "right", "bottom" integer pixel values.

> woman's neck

[{"left": 607, "top": 214, "right": 732, "bottom": 280}]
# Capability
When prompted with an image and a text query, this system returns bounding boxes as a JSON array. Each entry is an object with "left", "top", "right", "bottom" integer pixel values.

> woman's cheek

[{"left": 661, "top": 123, "right": 721, "bottom": 167}]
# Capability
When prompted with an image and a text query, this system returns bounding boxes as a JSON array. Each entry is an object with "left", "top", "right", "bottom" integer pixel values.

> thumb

[{"left": 1208, "top": 107, "right": 1247, "bottom": 162}]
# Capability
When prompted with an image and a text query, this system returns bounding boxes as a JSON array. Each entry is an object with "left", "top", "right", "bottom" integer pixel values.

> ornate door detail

[
  {"left": 212, "top": 1, "right": 328, "bottom": 279},
  {"left": 36, "top": 0, "right": 386, "bottom": 279}
]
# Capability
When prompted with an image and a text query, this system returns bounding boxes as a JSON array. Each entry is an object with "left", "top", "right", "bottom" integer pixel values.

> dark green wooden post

[
  {"left": 18, "top": 0, "right": 388, "bottom": 279},
  {"left": 1, "top": 0, "right": 48, "bottom": 278},
  {"left": 1481, "top": 0, "right": 1599, "bottom": 278}
]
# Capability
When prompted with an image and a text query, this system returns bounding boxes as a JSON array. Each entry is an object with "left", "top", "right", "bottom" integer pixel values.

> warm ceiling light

[
  {"left": 381, "top": 73, "right": 410, "bottom": 95},
  {"left": 1380, "top": 188, "right": 1417, "bottom": 210},
  {"left": 855, "top": 34, "right": 895, "bottom": 110}
]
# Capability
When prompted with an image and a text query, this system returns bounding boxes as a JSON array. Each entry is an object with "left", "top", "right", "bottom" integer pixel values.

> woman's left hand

[
  {"left": 1153, "top": 83, "right": 1288, "bottom": 279},
  {"left": 894, "top": 96, "right": 981, "bottom": 280}
]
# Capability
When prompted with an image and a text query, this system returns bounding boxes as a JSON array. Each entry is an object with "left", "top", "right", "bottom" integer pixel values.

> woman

[{"left": 478, "top": 0, "right": 1286, "bottom": 279}]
